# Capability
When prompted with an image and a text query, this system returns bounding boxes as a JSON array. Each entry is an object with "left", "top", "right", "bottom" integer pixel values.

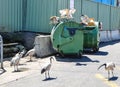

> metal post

[
  {"left": 0, "top": 35, "right": 5, "bottom": 74},
  {"left": 0, "top": 35, "right": 3, "bottom": 69}
]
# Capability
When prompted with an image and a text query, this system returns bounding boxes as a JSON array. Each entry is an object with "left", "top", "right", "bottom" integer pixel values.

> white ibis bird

[
  {"left": 19, "top": 48, "right": 26, "bottom": 58},
  {"left": 41, "top": 57, "right": 54, "bottom": 79},
  {"left": 98, "top": 62, "right": 115, "bottom": 79},
  {"left": 10, "top": 48, "right": 26, "bottom": 72},
  {"left": 10, "top": 52, "right": 21, "bottom": 72},
  {"left": 25, "top": 47, "right": 35, "bottom": 61}
]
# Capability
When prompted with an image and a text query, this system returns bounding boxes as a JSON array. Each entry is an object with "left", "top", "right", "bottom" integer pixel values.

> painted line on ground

[{"left": 95, "top": 74, "right": 119, "bottom": 87}]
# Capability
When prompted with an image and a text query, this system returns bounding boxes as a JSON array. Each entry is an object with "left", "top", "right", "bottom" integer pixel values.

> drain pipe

[{"left": 0, "top": 35, "right": 5, "bottom": 74}]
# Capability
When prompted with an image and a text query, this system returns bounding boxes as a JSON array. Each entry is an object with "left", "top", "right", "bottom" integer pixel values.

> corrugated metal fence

[
  {"left": 0, "top": 0, "right": 69, "bottom": 32},
  {"left": 25, "top": 0, "right": 69, "bottom": 32},
  {"left": 0, "top": 0, "right": 22, "bottom": 32},
  {"left": 0, "top": 0, "right": 120, "bottom": 33},
  {"left": 74, "top": 0, "right": 120, "bottom": 30}
]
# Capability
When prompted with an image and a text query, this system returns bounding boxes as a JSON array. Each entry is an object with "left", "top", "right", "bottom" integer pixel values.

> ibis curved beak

[{"left": 98, "top": 63, "right": 106, "bottom": 70}]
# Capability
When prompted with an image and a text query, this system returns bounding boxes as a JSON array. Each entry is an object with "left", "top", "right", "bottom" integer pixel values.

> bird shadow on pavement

[
  {"left": 76, "top": 62, "right": 87, "bottom": 66},
  {"left": 19, "top": 63, "right": 27, "bottom": 66},
  {"left": 12, "top": 68, "right": 29, "bottom": 73},
  {"left": 84, "top": 50, "right": 108, "bottom": 56},
  {"left": 42, "top": 77, "right": 57, "bottom": 81},
  {"left": 56, "top": 56, "right": 100, "bottom": 63},
  {"left": 26, "top": 59, "right": 37, "bottom": 62},
  {"left": 108, "top": 76, "right": 118, "bottom": 81},
  {"left": 12, "top": 70, "right": 21, "bottom": 73},
  {"left": 92, "top": 51, "right": 108, "bottom": 56}
]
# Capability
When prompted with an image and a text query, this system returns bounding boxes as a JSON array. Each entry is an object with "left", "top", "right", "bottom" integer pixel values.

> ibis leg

[
  {"left": 48, "top": 71, "right": 50, "bottom": 78},
  {"left": 112, "top": 70, "right": 114, "bottom": 77},
  {"left": 45, "top": 72, "right": 47, "bottom": 79},
  {"left": 108, "top": 70, "right": 110, "bottom": 79}
]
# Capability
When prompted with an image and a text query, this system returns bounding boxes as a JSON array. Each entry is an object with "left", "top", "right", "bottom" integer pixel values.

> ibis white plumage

[
  {"left": 41, "top": 57, "right": 54, "bottom": 79},
  {"left": 25, "top": 47, "right": 35, "bottom": 61},
  {"left": 10, "top": 53, "right": 20, "bottom": 71},
  {"left": 10, "top": 48, "right": 26, "bottom": 72},
  {"left": 19, "top": 48, "right": 26, "bottom": 58},
  {"left": 98, "top": 62, "right": 115, "bottom": 79}
]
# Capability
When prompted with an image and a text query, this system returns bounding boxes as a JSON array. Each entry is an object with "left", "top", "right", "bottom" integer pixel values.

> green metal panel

[
  {"left": 74, "top": 0, "right": 82, "bottom": 22},
  {"left": 74, "top": 0, "right": 120, "bottom": 31},
  {"left": 111, "top": 7, "right": 120, "bottom": 29},
  {"left": 57, "top": 0, "right": 69, "bottom": 17},
  {"left": 0, "top": 0, "right": 22, "bottom": 32},
  {"left": 25, "top": 0, "right": 69, "bottom": 33},
  {"left": 98, "top": 4, "right": 110, "bottom": 30},
  {"left": 57, "top": 0, "right": 69, "bottom": 10},
  {"left": 82, "top": 0, "right": 98, "bottom": 21},
  {"left": 118, "top": 9, "right": 120, "bottom": 29},
  {"left": 0, "top": 0, "right": 120, "bottom": 32},
  {"left": 0, "top": 0, "right": 3, "bottom": 25},
  {"left": 74, "top": 0, "right": 98, "bottom": 23}
]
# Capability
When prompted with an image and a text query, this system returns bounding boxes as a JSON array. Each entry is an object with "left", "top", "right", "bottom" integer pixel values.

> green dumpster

[
  {"left": 51, "top": 21, "right": 84, "bottom": 57},
  {"left": 83, "top": 22, "right": 100, "bottom": 52}
]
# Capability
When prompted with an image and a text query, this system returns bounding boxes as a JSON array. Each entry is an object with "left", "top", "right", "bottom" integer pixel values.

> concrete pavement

[
  {"left": 0, "top": 40, "right": 120, "bottom": 87},
  {"left": 0, "top": 56, "right": 50, "bottom": 85}
]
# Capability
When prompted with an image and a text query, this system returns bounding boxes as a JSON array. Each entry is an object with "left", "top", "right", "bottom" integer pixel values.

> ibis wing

[{"left": 41, "top": 68, "right": 46, "bottom": 74}]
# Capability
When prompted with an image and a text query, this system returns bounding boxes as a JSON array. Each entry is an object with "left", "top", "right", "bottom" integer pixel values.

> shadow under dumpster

[
  {"left": 83, "top": 50, "right": 108, "bottom": 56},
  {"left": 55, "top": 56, "right": 100, "bottom": 63},
  {"left": 93, "top": 51, "right": 108, "bottom": 56},
  {"left": 84, "top": 51, "right": 108, "bottom": 56}
]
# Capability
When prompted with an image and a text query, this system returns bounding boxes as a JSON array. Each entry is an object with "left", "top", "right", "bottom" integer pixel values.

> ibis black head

[{"left": 50, "top": 56, "right": 54, "bottom": 63}]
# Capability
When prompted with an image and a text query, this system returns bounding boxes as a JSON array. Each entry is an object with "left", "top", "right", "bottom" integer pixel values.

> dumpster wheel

[
  {"left": 93, "top": 47, "right": 99, "bottom": 53},
  {"left": 77, "top": 51, "right": 82, "bottom": 58}
]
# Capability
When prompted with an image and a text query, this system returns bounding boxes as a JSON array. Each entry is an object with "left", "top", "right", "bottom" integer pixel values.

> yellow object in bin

[{"left": 88, "top": 18, "right": 95, "bottom": 26}]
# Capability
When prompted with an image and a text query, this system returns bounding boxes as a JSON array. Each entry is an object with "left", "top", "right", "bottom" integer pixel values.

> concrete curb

[
  {"left": 100, "top": 29, "right": 120, "bottom": 42},
  {"left": 34, "top": 35, "right": 56, "bottom": 58}
]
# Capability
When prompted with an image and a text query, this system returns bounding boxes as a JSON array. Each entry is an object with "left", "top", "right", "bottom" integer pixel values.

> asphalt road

[{"left": 1, "top": 40, "right": 120, "bottom": 87}]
